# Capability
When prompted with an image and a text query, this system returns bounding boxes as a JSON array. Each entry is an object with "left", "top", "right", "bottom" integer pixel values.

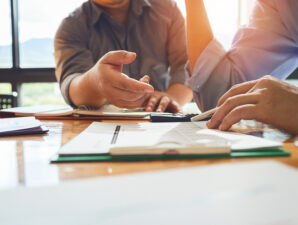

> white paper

[
  {"left": 58, "top": 122, "right": 281, "bottom": 155},
  {"left": 0, "top": 117, "right": 42, "bottom": 133},
  {"left": 0, "top": 161, "right": 298, "bottom": 225},
  {"left": 0, "top": 105, "right": 71, "bottom": 116}
]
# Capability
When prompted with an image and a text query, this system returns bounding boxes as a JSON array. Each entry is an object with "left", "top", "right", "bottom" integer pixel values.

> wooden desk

[{"left": 0, "top": 120, "right": 297, "bottom": 190}]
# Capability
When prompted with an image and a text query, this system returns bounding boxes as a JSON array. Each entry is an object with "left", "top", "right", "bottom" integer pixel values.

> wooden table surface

[{"left": 0, "top": 119, "right": 297, "bottom": 190}]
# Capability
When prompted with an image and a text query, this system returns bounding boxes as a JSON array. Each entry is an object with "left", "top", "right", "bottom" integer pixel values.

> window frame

[
  {"left": 0, "top": 0, "right": 55, "bottom": 105},
  {"left": 0, "top": 0, "right": 297, "bottom": 106}
]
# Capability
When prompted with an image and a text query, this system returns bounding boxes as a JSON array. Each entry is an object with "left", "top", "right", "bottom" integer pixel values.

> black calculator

[{"left": 150, "top": 113, "right": 210, "bottom": 122}]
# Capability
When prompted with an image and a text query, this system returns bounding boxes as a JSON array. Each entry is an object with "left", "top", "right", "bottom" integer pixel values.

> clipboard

[
  {"left": 51, "top": 121, "right": 290, "bottom": 162},
  {"left": 51, "top": 148, "right": 290, "bottom": 163}
]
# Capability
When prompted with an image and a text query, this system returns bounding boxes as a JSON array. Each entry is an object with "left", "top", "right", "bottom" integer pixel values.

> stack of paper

[{"left": 0, "top": 117, "right": 48, "bottom": 137}]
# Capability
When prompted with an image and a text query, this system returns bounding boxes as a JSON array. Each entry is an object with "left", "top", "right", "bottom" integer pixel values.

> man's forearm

[
  {"left": 166, "top": 84, "right": 193, "bottom": 106},
  {"left": 186, "top": 0, "right": 213, "bottom": 74},
  {"left": 69, "top": 70, "right": 106, "bottom": 107}
]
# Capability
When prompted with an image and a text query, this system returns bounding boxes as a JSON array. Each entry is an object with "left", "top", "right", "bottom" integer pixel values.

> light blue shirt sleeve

[{"left": 186, "top": 0, "right": 298, "bottom": 111}]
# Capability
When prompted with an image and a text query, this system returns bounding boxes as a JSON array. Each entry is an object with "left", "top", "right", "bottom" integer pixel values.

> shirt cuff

[
  {"left": 60, "top": 73, "right": 83, "bottom": 108},
  {"left": 185, "top": 39, "right": 227, "bottom": 92}
]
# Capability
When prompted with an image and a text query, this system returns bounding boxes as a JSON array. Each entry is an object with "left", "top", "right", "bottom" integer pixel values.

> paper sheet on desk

[
  {"left": 0, "top": 161, "right": 298, "bottom": 225},
  {"left": 0, "top": 117, "right": 48, "bottom": 136},
  {"left": 58, "top": 122, "right": 282, "bottom": 155},
  {"left": 0, "top": 117, "right": 41, "bottom": 132}
]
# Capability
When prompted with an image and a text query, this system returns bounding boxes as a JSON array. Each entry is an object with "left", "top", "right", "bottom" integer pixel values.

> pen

[
  {"left": 191, "top": 107, "right": 218, "bottom": 122},
  {"left": 111, "top": 125, "right": 121, "bottom": 144}
]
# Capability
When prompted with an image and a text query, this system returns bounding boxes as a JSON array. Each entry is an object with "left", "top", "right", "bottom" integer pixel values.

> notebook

[
  {"left": 0, "top": 104, "right": 151, "bottom": 120},
  {"left": 52, "top": 121, "right": 288, "bottom": 162}
]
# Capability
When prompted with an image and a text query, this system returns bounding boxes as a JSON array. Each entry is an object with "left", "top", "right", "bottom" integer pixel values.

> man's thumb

[{"left": 100, "top": 50, "right": 136, "bottom": 65}]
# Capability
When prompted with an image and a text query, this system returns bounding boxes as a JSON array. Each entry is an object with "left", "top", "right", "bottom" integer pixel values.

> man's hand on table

[
  {"left": 207, "top": 75, "right": 298, "bottom": 134},
  {"left": 144, "top": 91, "right": 181, "bottom": 113}
]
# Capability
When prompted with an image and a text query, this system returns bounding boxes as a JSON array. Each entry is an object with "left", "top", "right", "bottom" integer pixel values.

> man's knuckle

[
  {"left": 121, "top": 81, "right": 129, "bottom": 90},
  {"left": 222, "top": 116, "right": 232, "bottom": 127},
  {"left": 230, "top": 84, "right": 240, "bottom": 91},
  {"left": 150, "top": 97, "right": 157, "bottom": 103},
  {"left": 223, "top": 97, "right": 235, "bottom": 108},
  {"left": 225, "top": 97, "right": 233, "bottom": 105},
  {"left": 263, "top": 75, "right": 274, "bottom": 80},
  {"left": 117, "top": 51, "right": 127, "bottom": 58},
  {"left": 258, "top": 88, "right": 267, "bottom": 96},
  {"left": 211, "top": 115, "right": 222, "bottom": 125},
  {"left": 104, "top": 51, "right": 115, "bottom": 59},
  {"left": 258, "top": 76, "right": 273, "bottom": 86},
  {"left": 161, "top": 97, "right": 169, "bottom": 103}
]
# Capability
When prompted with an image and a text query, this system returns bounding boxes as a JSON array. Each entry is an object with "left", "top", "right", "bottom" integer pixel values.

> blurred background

[{"left": 0, "top": 0, "right": 296, "bottom": 106}]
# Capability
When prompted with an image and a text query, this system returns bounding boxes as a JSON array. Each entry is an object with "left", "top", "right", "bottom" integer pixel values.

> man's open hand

[{"left": 89, "top": 51, "right": 154, "bottom": 108}]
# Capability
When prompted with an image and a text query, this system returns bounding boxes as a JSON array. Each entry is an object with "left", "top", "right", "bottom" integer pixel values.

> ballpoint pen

[{"left": 191, "top": 107, "right": 218, "bottom": 122}]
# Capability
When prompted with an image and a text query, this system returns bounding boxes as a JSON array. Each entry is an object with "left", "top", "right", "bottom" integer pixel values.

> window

[
  {"left": 0, "top": 83, "right": 12, "bottom": 94},
  {"left": 21, "top": 83, "right": 65, "bottom": 106},
  {"left": 175, "top": 0, "right": 254, "bottom": 49},
  {"left": 239, "top": 0, "right": 255, "bottom": 25},
  {"left": 0, "top": 0, "right": 12, "bottom": 68},
  {"left": 19, "top": 0, "right": 86, "bottom": 68}
]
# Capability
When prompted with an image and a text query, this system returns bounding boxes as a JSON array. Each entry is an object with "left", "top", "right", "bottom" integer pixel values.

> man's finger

[
  {"left": 218, "top": 104, "right": 257, "bottom": 131},
  {"left": 114, "top": 74, "right": 154, "bottom": 93},
  {"left": 217, "top": 80, "right": 257, "bottom": 106},
  {"left": 156, "top": 96, "right": 170, "bottom": 112},
  {"left": 208, "top": 93, "right": 259, "bottom": 129},
  {"left": 146, "top": 95, "right": 159, "bottom": 112},
  {"left": 100, "top": 65, "right": 153, "bottom": 94},
  {"left": 108, "top": 86, "right": 147, "bottom": 102},
  {"left": 167, "top": 101, "right": 181, "bottom": 113},
  {"left": 112, "top": 95, "right": 148, "bottom": 109},
  {"left": 139, "top": 75, "right": 150, "bottom": 84},
  {"left": 100, "top": 50, "right": 136, "bottom": 66}
]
